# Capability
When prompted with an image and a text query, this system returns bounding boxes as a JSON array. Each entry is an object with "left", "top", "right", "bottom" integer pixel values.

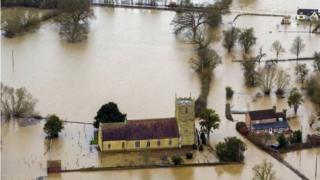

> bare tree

[
  {"left": 1, "top": 84, "right": 37, "bottom": 119},
  {"left": 191, "top": 26, "right": 212, "bottom": 50},
  {"left": 258, "top": 63, "right": 277, "bottom": 95},
  {"left": 275, "top": 69, "right": 290, "bottom": 97},
  {"left": 290, "top": 36, "right": 305, "bottom": 62},
  {"left": 171, "top": 11, "right": 208, "bottom": 42},
  {"left": 270, "top": 40, "right": 285, "bottom": 62},
  {"left": 252, "top": 160, "right": 276, "bottom": 180},
  {"left": 56, "top": 0, "right": 94, "bottom": 42},
  {"left": 256, "top": 47, "right": 266, "bottom": 64}
]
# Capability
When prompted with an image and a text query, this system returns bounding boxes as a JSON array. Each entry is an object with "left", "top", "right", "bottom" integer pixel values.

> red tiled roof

[{"left": 101, "top": 118, "right": 179, "bottom": 141}]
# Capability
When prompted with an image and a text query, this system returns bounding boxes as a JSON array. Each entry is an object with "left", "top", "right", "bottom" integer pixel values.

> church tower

[{"left": 175, "top": 96, "right": 195, "bottom": 147}]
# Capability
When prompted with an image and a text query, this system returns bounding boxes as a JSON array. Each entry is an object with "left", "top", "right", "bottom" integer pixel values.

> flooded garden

[{"left": 1, "top": 0, "right": 320, "bottom": 179}]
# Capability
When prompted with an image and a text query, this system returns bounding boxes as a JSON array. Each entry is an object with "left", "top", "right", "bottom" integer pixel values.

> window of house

[
  {"left": 157, "top": 140, "right": 161, "bottom": 146},
  {"left": 168, "top": 139, "right": 172, "bottom": 146},
  {"left": 185, "top": 107, "right": 188, "bottom": 113},
  {"left": 108, "top": 144, "right": 111, "bottom": 149},
  {"left": 122, "top": 142, "right": 125, "bottom": 149},
  {"left": 147, "top": 141, "right": 150, "bottom": 148},
  {"left": 135, "top": 141, "right": 140, "bottom": 148}
]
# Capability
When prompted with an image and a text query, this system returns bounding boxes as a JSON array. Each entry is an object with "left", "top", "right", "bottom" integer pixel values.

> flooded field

[{"left": 1, "top": 0, "right": 320, "bottom": 179}]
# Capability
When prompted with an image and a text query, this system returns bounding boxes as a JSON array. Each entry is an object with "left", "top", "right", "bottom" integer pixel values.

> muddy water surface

[{"left": 1, "top": 1, "right": 320, "bottom": 179}]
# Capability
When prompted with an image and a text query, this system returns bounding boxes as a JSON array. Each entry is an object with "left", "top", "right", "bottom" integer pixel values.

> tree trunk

[{"left": 294, "top": 105, "right": 298, "bottom": 115}]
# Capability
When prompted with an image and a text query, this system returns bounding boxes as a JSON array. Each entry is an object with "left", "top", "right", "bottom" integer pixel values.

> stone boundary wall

[{"left": 56, "top": 162, "right": 243, "bottom": 173}]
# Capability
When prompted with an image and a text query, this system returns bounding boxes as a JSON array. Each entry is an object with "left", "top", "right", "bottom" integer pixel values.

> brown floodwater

[{"left": 1, "top": 0, "right": 320, "bottom": 179}]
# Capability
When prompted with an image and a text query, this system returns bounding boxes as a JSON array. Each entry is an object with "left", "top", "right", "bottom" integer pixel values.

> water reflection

[{"left": 214, "top": 164, "right": 244, "bottom": 177}]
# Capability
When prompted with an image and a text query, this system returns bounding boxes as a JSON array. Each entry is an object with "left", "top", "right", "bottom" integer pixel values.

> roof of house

[
  {"left": 297, "top": 9, "right": 319, "bottom": 16},
  {"left": 252, "top": 120, "right": 290, "bottom": 131},
  {"left": 248, "top": 109, "right": 286, "bottom": 121},
  {"left": 248, "top": 109, "right": 277, "bottom": 121},
  {"left": 101, "top": 118, "right": 180, "bottom": 141}
]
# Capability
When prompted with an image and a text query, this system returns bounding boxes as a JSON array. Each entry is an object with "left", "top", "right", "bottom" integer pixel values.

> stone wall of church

[{"left": 175, "top": 97, "right": 196, "bottom": 146}]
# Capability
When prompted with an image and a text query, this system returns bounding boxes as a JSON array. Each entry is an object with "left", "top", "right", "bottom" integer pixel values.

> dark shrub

[
  {"left": 225, "top": 103, "right": 233, "bottom": 121},
  {"left": 168, "top": 2, "right": 177, "bottom": 7},
  {"left": 277, "top": 134, "right": 288, "bottom": 148},
  {"left": 93, "top": 102, "right": 126, "bottom": 128},
  {"left": 289, "top": 130, "right": 302, "bottom": 144},
  {"left": 225, "top": 86, "right": 234, "bottom": 99},
  {"left": 276, "top": 88, "right": 285, "bottom": 98},
  {"left": 200, "top": 132, "right": 207, "bottom": 144},
  {"left": 192, "top": 144, "right": 198, "bottom": 150},
  {"left": 236, "top": 122, "right": 249, "bottom": 135},
  {"left": 215, "top": 137, "right": 246, "bottom": 162},
  {"left": 186, "top": 152, "right": 193, "bottom": 159},
  {"left": 43, "top": 115, "right": 64, "bottom": 139},
  {"left": 199, "top": 145, "right": 204, "bottom": 151},
  {"left": 171, "top": 155, "right": 183, "bottom": 165}
]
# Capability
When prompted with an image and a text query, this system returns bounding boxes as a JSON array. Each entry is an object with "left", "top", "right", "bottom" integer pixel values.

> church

[{"left": 98, "top": 97, "right": 196, "bottom": 152}]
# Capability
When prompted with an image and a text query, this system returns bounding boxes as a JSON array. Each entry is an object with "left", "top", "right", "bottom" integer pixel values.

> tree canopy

[
  {"left": 215, "top": 136, "right": 246, "bottom": 162},
  {"left": 295, "top": 63, "right": 309, "bottom": 83},
  {"left": 93, "top": 102, "right": 127, "bottom": 128},
  {"left": 199, "top": 108, "right": 220, "bottom": 143},
  {"left": 223, "top": 26, "right": 240, "bottom": 53},
  {"left": 43, "top": 115, "right": 64, "bottom": 139},
  {"left": 239, "top": 28, "right": 256, "bottom": 53},
  {"left": 56, "top": 0, "right": 94, "bottom": 42},
  {"left": 287, "top": 88, "right": 303, "bottom": 115},
  {"left": 241, "top": 56, "right": 258, "bottom": 87},
  {"left": 305, "top": 73, "right": 320, "bottom": 110}
]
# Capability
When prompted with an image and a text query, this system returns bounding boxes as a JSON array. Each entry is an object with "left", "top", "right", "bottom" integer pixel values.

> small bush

[
  {"left": 199, "top": 145, "right": 204, "bottom": 151},
  {"left": 236, "top": 122, "right": 249, "bottom": 135},
  {"left": 215, "top": 137, "right": 246, "bottom": 162},
  {"left": 289, "top": 130, "right": 302, "bottom": 144},
  {"left": 200, "top": 132, "right": 207, "bottom": 144},
  {"left": 90, "top": 138, "right": 98, "bottom": 145},
  {"left": 225, "top": 103, "right": 233, "bottom": 121},
  {"left": 43, "top": 115, "right": 64, "bottom": 139},
  {"left": 192, "top": 144, "right": 198, "bottom": 150},
  {"left": 225, "top": 86, "right": 234, "bottom": 99},
  {"left": 186, "top": 152, "right": 193, "bottom": 159},
  {"left": 277, "top": 134, "right": 288, "bottom": 148},
  {"left": 171, "top": 155, "right": 183, "bottom": 165}
]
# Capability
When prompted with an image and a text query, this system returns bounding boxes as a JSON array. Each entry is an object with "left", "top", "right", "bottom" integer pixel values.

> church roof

[{"left": 101, "top": 118, "right": 179, "bottom": 141}]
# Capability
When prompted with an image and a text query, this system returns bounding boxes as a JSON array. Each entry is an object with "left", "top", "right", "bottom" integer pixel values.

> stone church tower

[{"left": 175, "top": 96, "right": 196, "bottom": 147}]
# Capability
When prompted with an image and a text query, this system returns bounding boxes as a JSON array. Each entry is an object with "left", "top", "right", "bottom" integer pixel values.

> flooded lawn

[{"left": 1, "top": 0, "right": 320, "bottom": 179}]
